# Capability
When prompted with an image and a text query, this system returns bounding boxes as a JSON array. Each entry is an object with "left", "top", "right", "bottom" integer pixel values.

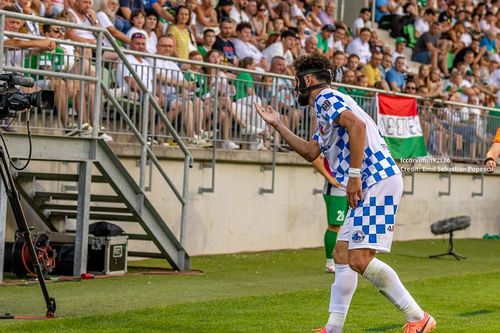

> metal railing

[
  {"left": 0, "top": 10, "right": 194, "bottom": 246},
  {"left": 1, "top": 10, "right": 498, "bottom": 193}
]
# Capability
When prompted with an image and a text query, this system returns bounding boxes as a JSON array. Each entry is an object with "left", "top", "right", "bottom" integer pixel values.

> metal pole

[
  {"left": 179, "top": 154, "right": 190, "bottom": 249},
  {"left": 92, "top": 31, "right": 103, "bottom": 138},
  {"left": 0, "top": 180, "right": 7, "bottom": 285},
  {"left": 73, "top": 161, "right": 92, "bottom": 276},
  {"left": 0, "top": 14, "right": 5, "bottom": 73},
  {"left": 371, "top": 0, "right": 376, "bottom": 25}
]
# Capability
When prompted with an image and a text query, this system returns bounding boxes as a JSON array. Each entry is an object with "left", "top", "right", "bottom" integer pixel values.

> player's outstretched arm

[{"left": 255, "top": 103, "right": 320, "bottom": 161}]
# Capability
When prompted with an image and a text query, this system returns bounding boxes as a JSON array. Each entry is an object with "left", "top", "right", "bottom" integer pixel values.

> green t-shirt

[
  {"left": 234, "top": 72, "right": 254, "bottom": 100},
  {"left": 24, "top": 46, "right": 65, "bottom": 80},
  {"left": 316, "top": 32, "right": 329, "bottom": 53},
  {"left": 184, "top": 70, "right": 207, "bottom": 97},
  {"left": 197, "top": 45, "right": 209, "bottom": 59}
]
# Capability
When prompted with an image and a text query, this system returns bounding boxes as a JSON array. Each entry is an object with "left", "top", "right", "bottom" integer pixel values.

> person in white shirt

[
  {"left": 351, "top": 8, "right": 371, "bottom": 38},
  {"left": 262, "top": 29, "right": 297, "bottom": 69},
  {"left": 332, "top": 26, "right": 347, "bottom": 52},
  {"left": 415, "top": 8, "right": 436, "bottom": 38},
  {"left": 96, "top": 0, "right": 130, "bottom": 46},
  {"left": 346, "top": 27, "right": 371, "bottom": 65},
  {"left": 232, "top": 21, "right": 269, "bottom": 71},
  {"left": 117, "top": 32, "right": 154, "bottom": 95},
  {"left": 67, "top": 0, "right": 98, "bottom": 44},
  {"left": 229, "top": 0, "right": 249, "bottom": 25},
  {"left": 154, "top": 35, "right": 201, "bottom": 139}
]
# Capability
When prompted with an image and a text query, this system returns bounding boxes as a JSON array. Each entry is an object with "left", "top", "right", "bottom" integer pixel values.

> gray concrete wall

[
  {"left": 5, "top": 145, "right": 500, "bottom": 257},
  {"left": 116, "top": 146, "right": 500, "bottom": 256}
]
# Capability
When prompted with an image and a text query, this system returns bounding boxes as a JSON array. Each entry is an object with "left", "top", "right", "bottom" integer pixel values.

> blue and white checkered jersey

[{"left": 312, "top": 88, "right": 400, "bottom": 189}]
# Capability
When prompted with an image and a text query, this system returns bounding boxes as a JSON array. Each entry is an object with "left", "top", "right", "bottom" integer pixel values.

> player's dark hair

[{"left": 294, "top": 54, "right": 332, "bottom": 83}]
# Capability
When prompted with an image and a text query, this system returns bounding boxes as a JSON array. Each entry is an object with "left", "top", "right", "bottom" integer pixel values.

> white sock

[
  {"left": 326, "top": 264, "right": 358, "bottom": 332},
  {"left": 363, "top": 258, "right": 424, "bottom": 322},
  {"left": 326, "top": 258, "right": 334, "bottom": 265}
]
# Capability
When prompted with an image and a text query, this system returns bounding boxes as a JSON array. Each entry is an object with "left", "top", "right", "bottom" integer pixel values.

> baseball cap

[
  {"left": 322, "top": 24, "right": 336, "bottom": 32},
  {"left": 395, "top": 37, "right": 407, "bottom": 44},
  {"left": 131, "top": 31, "right": 147, "bottom": 40}
]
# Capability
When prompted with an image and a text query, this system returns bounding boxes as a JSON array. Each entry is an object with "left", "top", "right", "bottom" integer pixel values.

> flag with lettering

[{"left": 376, "top": 93, "right": 427, "bottom": 159}]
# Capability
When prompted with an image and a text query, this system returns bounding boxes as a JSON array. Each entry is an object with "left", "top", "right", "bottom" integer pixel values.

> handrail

[
  {"left": 1, "top": 11, "right": 498, "bottom": 113},
  {"left": 0, "top": 9, "right": 193, "bottom": 162},
  {"left": 0, "top": 10, "right": 192, "bottom": 235}
]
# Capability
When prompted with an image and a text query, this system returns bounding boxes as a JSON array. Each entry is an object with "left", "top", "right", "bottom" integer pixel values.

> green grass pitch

[{"left": 0, "top": 239, "right": 499, "bottom": 332}]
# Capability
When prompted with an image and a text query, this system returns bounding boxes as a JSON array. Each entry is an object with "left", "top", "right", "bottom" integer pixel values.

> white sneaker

[
  {"left": 250, "top": 138, "right": 266, "bottom": 151},
  {"left": 99, "top": 133, "right": 113, "bottom": 142},
  {"left": 82, "top": 123, "right": 93, "bottom": 135},
  {"left": 222, "top": 140, "right": 240, "bottom": 150},
  {"left": 325, "top": 262, "right": 335, "bottom": 273}
]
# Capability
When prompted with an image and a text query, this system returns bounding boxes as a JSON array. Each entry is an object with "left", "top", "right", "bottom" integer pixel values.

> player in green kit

[{"left": 313, "top": 156, "right": 348, "bottom": 273}]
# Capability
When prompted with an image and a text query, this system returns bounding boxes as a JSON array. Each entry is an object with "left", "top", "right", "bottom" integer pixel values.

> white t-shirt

[
  {"left": 155, "top": 58, "right": 184, "bottom": 95},
  {"left": 117, "top": 54, "right": 154, "bottom": 93},
  {"left": 312, "top": 88, "right": 400, "bottom": 189},
  {"left": 332, "top": 40, "right": 344, "bottom": 52},
  {"left": 146, "top": 31, "right": 157, "bottom": 54},
  {"left": 346, "top": 37, "right": 371, "bottom": 64},
  {"left": 415, "top": 18, "right": 429, "bottom": 35},
  {"left": 262, "top": 41, "right": 293, "bottom": 66},
  {"left": 352, "top": 18, "right": 365, "bottom": 37},
  {"left": 96, "top": 11, "right": 114, "bottom": 46},
  {"left": 233, "top": 38, "right": 263, "bottom": 62},
  {"left": 488, "top": 68, "right": 500, "bottom": 105},
  {"left": 67, "top": 7, "right": 96, "bottom": 41},
  {"left": 460, "top": 33, "right": 472, "bottom": 47},
  {"left": 3, "top": 36, "right": 23, "bottom": 67},
  {"left": 391, "top": 51, "right": 408, "bottom": 69},
  {"left": 229, "top": 7, "right": 249, "bottom": 25}
]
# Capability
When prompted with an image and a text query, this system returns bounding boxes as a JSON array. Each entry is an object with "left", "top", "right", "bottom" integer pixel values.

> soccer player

[
  {"left": 312, "top": 156, "right": 347, "bottom": 273},
  {"left": 485, "top": 127, "right": 500, "bottom": 173},
  {"left": 255, "top": 54, "right": 436, "bottom": 333}
]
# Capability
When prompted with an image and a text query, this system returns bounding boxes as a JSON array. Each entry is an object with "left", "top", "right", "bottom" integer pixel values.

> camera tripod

[{"left": 0, "top": 145, "right": 56, "bottom": 319}]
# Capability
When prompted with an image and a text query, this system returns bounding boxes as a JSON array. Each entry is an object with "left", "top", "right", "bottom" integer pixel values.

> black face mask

[
  {"left": 297, "top": 92, "right": 310, "bottom": 106},
  {"left": 295, "top": 68, "right": 332, "bottom": 107}
]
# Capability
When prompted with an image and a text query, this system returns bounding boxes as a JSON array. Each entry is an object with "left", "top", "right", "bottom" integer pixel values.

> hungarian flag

[{"left": 376, "top": 93, "right": 427, "bottom": 159}]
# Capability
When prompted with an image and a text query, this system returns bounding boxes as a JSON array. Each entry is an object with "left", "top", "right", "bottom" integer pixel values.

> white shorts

[{"left": 337, "top": 174, "right": 403, "bottom": 253}]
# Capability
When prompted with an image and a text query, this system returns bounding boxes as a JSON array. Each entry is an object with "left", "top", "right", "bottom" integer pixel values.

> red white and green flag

[{"left": 376, "top": 93, "right": 427, "bottom": 159}]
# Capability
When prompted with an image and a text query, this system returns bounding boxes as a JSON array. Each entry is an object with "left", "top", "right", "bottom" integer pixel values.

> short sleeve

[
  {"left": 96, "top": 12, "right": 113, "bottom": 29},
  {"left": 315, "top": 91, "right": 351, "bottom": 125},
  {"left": 385, "top": 69, "right": 396, "bottom": 83}
]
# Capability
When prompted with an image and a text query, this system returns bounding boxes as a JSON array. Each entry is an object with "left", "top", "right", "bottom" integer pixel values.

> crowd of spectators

[{"left": 1, "top": 0, "right": 500, "bottom": 151}]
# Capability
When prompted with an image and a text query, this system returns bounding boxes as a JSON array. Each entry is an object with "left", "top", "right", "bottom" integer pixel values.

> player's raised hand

[{"left": 254, "top": 103, "right": 280, "bottom": 128}]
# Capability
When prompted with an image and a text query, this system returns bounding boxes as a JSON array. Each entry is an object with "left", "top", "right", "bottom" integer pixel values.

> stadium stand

[{"left": 1, "top": 0, "right": 499, "bottom": 161}]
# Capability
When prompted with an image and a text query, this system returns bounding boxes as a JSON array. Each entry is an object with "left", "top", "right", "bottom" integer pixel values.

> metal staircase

[{"left": 5, "top": 134, "right": 190, "bottom": 272}]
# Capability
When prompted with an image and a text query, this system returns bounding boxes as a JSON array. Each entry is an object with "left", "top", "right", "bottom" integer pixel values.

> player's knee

[
  {"left": 333, "top": 243, "right": 348, "bottom": 264},
  {"left": 348, "top": 252, "right": 373, "bottom": 274}
]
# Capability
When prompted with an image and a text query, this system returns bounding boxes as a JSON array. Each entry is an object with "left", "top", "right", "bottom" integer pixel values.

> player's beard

[{"left": 298, "top": 93, "right": 310, "bottom": 106}]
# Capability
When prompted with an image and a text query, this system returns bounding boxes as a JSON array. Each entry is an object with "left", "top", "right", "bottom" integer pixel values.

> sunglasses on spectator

[
  {"left": 51, "top": 28, "right": 66, "bottom": 34},
  {"left": 259, "top": 7, "right": 266, "bottom": 11},
  {"left": 407, "top": 86, "right": 416, "bottom": 90}
]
